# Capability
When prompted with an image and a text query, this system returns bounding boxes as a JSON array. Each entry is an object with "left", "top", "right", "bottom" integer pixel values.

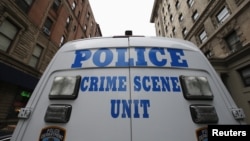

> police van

[{"left": 11, "top": 32, "right": 245, "bottom": 141}]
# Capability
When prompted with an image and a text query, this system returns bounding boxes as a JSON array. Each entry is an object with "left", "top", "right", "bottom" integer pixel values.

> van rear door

[
  {"left": 12, "top": 38, "right": 133, "bottom": 141},
  {"left": 128, "top": 37, "right": 242, "bottom": 141}
]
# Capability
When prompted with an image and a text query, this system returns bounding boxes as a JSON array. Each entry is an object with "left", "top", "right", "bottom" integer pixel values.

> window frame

[
  {"left": 182, "top": 27, "right": 188, "bottom": 37},
  {"left": 238, "top": 65, "right": 250, "bottom": 87},
  {"left": 165, "top": 25, "right": 168, "bottom": 33},
  {"left": 199, "top": 30, "right": 207, "bottom": 43},
  {"left": 216, "top": 6, "right": 230, "bottom": 24},
  {"left": 86, "top": 12, "right": 90, "bottom": 20},
  {"left": 66, "top": 16, "right": 71, "bottom": 29},
  {"left": 43, "top": 17, "right": 53, "bottom": 36},
  {"left": 15, "top": 0, "right": 34, "bottom": 13},
  {"left": 84, "top": 24, "right": 87, "bottom": 32},
  {"left": 224, "top": 31, "right": 242, "bottom": 51},
  {"left": 167, "top": 4, "right": 171, "bottom": 11},
  {"left": 28, "top": 44, "right": 43, "bottom": 68},
  {"left": 175, "top": 0, "right": 180, "bottom": 9},
  {"left": 179, "top": 13, "right": 183, "bottom": 22},
  {"left": 192, "top": 10, "right": 199, "bottom": 21},
  {"left": 59, "top": 35, "right": 65, "bottom": 47},
  {"left": 187, "top": 0, "right": 194, "bottom": 7},
  {"left": 0, "top": 19, "right": 19, "bottom": 52},
  {"left": 72, "top": 1, "right": 76, "bottom": 10},
  {"left": 172, "top": 27, "right": 176, "bottom": 36},
  {"left": 170, "top": 14, "right": 173, "bottom": 22},
  {"left": 52, "top": 0, "right": 61, "bottom": 11}
]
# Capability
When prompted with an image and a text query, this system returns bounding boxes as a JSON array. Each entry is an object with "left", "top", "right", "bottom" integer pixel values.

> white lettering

[{"left": 212, "top": 129, "right": 247, "bottom": 136}]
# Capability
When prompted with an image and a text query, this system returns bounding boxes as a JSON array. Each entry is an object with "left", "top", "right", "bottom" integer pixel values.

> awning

[{"left": 0, "top": 63, "right": 39, "bottom": 90}]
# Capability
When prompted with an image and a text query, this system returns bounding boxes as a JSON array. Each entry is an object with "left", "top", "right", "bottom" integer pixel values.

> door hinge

[
  {"left": 18, "top": 108, "right": 31, "bottom": 119},
  {"left": 231, "top": 108, "right": 245, "bottom": 120}
]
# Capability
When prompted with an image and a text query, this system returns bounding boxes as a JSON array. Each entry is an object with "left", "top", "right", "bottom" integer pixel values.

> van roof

[{"left": 60, "top": 36, "right": 200, "bottom": 52}]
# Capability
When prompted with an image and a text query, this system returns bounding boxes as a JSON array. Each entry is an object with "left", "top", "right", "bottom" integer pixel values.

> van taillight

[
  {"left": 180, "top": 75, "right": 213, "bottom": 100},
  {"left": 44, "top": 104, "right": 72, "bottom": 123},
  {"left": 190, "top": 104, "right": 218, "bottom": 123},
  {"left": 49, "top": 75, "right": 81, "bottom": 99}
]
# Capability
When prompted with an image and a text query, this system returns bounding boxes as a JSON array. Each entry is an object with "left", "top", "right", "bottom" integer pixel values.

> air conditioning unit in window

[
  {"left": 43, "top": 27, "right": 51, "bottom": 35},
  {"left": 232, "top": 48, "right": 238, "bottom": 53}
]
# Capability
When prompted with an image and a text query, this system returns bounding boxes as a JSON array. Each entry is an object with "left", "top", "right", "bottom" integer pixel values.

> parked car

[
  {"left": 0, "top": 127, "right": 13, "bottom": 141},
  {"left": 0, "top": 134, "right": 11, "bottom": 141}
]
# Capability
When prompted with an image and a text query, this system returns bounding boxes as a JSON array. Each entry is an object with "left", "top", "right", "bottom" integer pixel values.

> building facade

[
  {"left": 151, "top": 0, "right": 250, "bottom": 123},
  {"left": 0, "top": 0, "right": 101, "bottom": 128}
]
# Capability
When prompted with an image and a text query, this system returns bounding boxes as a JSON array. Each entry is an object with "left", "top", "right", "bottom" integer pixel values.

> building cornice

[
  {"left": 150, "top": 0, "right": 162, "bottom": 23},
  {"left": 210, "top": 43, "right": 250, "bottom": 66},
  {"left": 199, "top": 0, "right": 250, "bottom": 48}
]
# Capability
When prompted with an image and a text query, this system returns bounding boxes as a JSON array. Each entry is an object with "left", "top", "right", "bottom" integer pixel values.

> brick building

[
  {"left": 0, "top": 0, "right": 101, "bottom": 128},
  {"left": 150, "top": 0, "right": 250, "bottom": 123}
]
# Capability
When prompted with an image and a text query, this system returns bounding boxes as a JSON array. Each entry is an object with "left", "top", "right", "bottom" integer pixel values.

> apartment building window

[
  {"left": 199, "top": 30, "right": 207, "bottom": 43},
  {"left": 52, "top": 0, "right": 61, "bottom": 11},
  {"left": 179, "top": 13, "right": 183, "bottom": 22},
  {"left": 84, "top": 24, "right": 87, "bottom": 32},
  {"left": 216, "top": 6, "right": 230, "bottom": 24},
  {"left": 43, "top": 18, "right": 53, "bottom": 36},
  {"left": 15, "top": 0, "right": 34, "bottom": 13},
  {"left": 172, "top": 27, "right": 176, "bottom": 36},
  {"left": 175, "top": 0, "right": 180, "bottom": 9},
  {"left": 72, "top": 1, "right": 76, "bottom": 10},
  {"left": 28, "top": 44, "right": 43, "bottom": 68},
  {"left": 235, "top": 0, "right": 244, "bottom": 6},
  {"left": 192, "top": 10, "right": 199, "bottom": 21},
  {"left": 77, "top": 11, "right": 81, "bottom": 18},
  {"left": 204, "top": 50, "right": 213, "bottom": 58},
  {"left": 165, "top": 26, "right": 168, "bottom": 33},
  {"left": 0, "top": 19, "right": 19, "bottom": 52},
  {"left": 87, "top": 12, "right": 90, "bottom": 20},
  {"left": 66, "top": 16, "right": 71, "bottom": 29},
  {"left": 59, "top": 35, "right": 65, "bottom": 47},
  {"left": 239, "top": 65, "right": 250, "bottom": 87},
  {"left": 167, "top": 4, "right": 170, "bottom": 11},
  {"left": 182, "top": 27, "right": 188, "bottom": 37},
  {"left": 170, "top": 14, "right": 173, "bottom": 22},
  {"left": 224, "top": 31, "right": 242, "bottom": 52},
  {"left": 187, "top": 0, "right": 194, "bottom": 7}
]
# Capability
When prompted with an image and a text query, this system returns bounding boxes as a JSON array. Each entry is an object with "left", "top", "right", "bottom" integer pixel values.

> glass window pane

[
  {"left": 225, "top": 31, "right": 241, "bottom": 50},
  {"left": 15, "top": 0, "right": 29, "bottom": 12},
  {"left": 66, "top": 17, "right": 70, "bottom": 24},
  {"left": 0, "top": 34, "right": 11, "bottom": 51},
  {"left": 28, "top": 56, "right": 38, "bottom": 67},
  {"left": 199, "top": 30, "right": 207, "bottom": 42},
  {"left": 245, "top": 78, "right": 250, "bottom": 85},
  {"left": 239, "top": 66, "right": 250, "bottom": 87},
  {"left": 25, "top": 0, "right": 33, "bottom": 5},
  {"left": 44, "top": 18, "right": 53, "bottom": 29},
  {"left": 33, "top": 45, "right": 42, "bottom": 57},
  {"left": 72, "top": 2, "right": 76, "bottom": 10},
  {"left": 0, "top": 20, "right": 18, "bottom": 39},
  {"left": 242, "top": 68, "right": 250, "bottom": 78},
  {"left": 226, "top": 33, "right": 238, "bottom": 45},
  {"left": 188, "top": 0, "right": 194, "bottom": 7},
  {"left": 217, "top": 7, "right": 230, "bottom": 22},
  {"left": 193, "top": 12, "right": 199, "bottom": 20}
]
